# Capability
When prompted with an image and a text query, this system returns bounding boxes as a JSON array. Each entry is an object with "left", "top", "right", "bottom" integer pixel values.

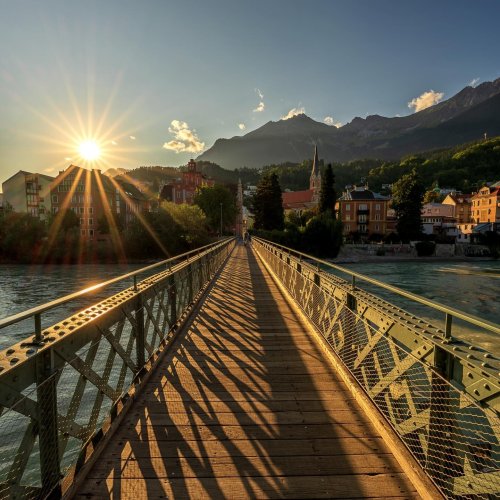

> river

[
  {"left": 0, "top": 260, "right": 499, "bottom": 352},
  {"left": 327, "top": 260, "right": 500, "bottom": 352}
]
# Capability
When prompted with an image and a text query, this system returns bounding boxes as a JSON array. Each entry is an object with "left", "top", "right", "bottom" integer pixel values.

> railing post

[
  {"left": 36, "top": 349, "right": 61, "bottom": 497},
  {"left": 445, "top": 313, "right": 453, "bottom": 339},
  {"left": 135, "top": 293, "right": 145, "bottom": 370},
  {"left": 187, "top": 262, "right": 194, "bottom": 304},
  {"left": 169, "top": 274, "right": 177, "bottom": 327},
  {"left": 34, "top": 313, "right": 42, "bottom": 343}
]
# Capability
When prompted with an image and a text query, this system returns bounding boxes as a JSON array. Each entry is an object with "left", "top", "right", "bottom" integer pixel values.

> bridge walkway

[{"left": 76, "top": 245, "right": 419, "bottom": 499}]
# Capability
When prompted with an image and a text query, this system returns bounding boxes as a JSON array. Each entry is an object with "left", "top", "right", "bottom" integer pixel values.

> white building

[{"left": 2, "top": 170, "right": 55, "bottom": 220}]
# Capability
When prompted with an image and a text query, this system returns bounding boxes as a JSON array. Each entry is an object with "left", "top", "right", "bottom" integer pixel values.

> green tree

[
  {"left": 194, "top": 185, "right": 237, "bottom": 234},
  {"left": 252, "top": 173, "right": 284, "bottom": 231},
  {"left": 303, "top": 213, "right": 343, "bottom": 258},
  {"left": 319, "top": 163, "right": 336, "bottom": 217},
  {"left": 391, "top": 169, "right": 425, "bottom": 241},
  {"left": 161, "top": 201, "right": 209, "bottom": 246}
]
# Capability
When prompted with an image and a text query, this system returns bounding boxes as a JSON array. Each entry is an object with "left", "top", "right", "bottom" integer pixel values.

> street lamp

[{"left": 220, "top": 202, "right": 223, "bottom": 238}]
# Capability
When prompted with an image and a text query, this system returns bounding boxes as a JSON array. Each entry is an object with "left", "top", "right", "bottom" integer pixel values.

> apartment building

[{"left": 2, "top": 170, "right": 55, "bottom": 220}]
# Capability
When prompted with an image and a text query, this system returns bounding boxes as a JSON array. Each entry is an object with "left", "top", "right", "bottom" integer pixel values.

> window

[
  {"left": 79, "top": 207, "right": 85, "bottom": 214},
  {"left": 345, "top": 215, "right": 351, "bottom": 221},
  {"left": 345, "top": 204, "right": 351, "bottom": 211},
  {"left": 89, "top": 229, "right": 94, "bottom": 237},
  {"left": 52, "top": 195, "right": 58, "bottom": 203},
  {"left": 52, "top": 207, "right": 59, "bottom": 214},
  {"left": 375, "top": 225, "right": 380, "bottom": 232},
  {"left": 359, "top": 204, "right": 368, "bottom": 210},
  {"left": 81, "top": 229, "right": 86, "bottom": 236},
  {"left": 88, "top": 218, "right": 93, "bottom": 226},
  {"left": 88, "top": 207, "right": 93, "bottom": 214},
  {"left": 375, "top": 214, "right": 381, "bottom": 221},
  {"left": 80, "top": 218, "right": 85, "bottom": 226},
  {"left": 375, "top": 204, "right": 380, "bottom": 211},
  {"left": 345, "top": 225, "right": 350, "bottom": 232},
  {"left": 358, "top": 214, "right": 367, "bottom": 223}
]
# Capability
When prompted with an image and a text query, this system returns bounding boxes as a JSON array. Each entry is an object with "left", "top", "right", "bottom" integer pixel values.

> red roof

[{"left": 282, "top": 189, "right": 314, "bottom": 209}]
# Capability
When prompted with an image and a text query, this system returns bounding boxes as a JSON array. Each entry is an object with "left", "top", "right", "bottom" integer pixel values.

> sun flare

[{"left": 78, "top": 140, "right": 101, "bottom": 161}]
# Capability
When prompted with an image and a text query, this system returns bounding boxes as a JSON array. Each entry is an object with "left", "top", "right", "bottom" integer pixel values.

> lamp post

[{"left": 220, "top": 202, "right": 223, "bottom": 238}]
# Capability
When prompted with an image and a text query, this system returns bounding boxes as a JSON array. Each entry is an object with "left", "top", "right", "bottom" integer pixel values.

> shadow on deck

[{"left": 76, "top": 245, "right": 418, "bottom": 499}]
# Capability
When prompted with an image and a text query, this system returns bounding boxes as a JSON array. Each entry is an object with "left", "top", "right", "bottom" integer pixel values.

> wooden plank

[
  {"left": 103, "top": 437, "right": 393, "bottom": 458},
  {"left": 89, "top": 454, "right": 404, "bottom": 479},
  {"left": 76, "top": 474, "right": 420, "bottom": 499},
  {"left": 113, "top": 422, "right": 381, "bottom": 442},
  {"left": 119, "top": 409, "right": 367, "bottom": 426}
]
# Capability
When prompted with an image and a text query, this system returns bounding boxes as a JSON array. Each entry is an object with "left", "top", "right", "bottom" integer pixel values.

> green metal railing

[
  {"left": 0, "top": 238, "right": 235, "bottom": 499},
  {"left": 253, "top": 237, "right": 500, "bottom": 499}
]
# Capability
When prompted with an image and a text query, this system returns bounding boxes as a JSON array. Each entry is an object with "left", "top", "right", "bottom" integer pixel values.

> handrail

[
  {"left": 253, "top": 237, "right": 500, "bottom": 336},
  {"left": 0, "top": 237, "right": 233, "bottom": 332}
]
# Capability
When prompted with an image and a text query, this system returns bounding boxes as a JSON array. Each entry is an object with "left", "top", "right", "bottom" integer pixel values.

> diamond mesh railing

[
  {"left": 253, "top": 237, "right": 500, "bottom": 499},
  {"left": 0, "top": 238, "right": 235, "bottom": 499}
]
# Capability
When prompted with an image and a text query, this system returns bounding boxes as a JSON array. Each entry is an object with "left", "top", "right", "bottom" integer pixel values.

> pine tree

[
  {"left": 319, "top": 163, "right": 336, "bottom": 217},
  {"left": 252, "top": 173, "right": 284, "bottom": 230},
  {"left": 391, "top": 169, "right": 425, "bottom": 241}
]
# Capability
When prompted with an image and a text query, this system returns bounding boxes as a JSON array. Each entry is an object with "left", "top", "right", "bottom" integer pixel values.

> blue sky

[{"left": 1, "top": 0, "right": 499, "bottom": 181}]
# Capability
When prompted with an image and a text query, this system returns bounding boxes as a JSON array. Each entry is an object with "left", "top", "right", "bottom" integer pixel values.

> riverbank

[{"left": 332, "top": 254, "right": 496, "bottom": 264}]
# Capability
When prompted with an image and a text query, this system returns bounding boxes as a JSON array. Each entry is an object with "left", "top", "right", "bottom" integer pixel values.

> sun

[{"left": 78, "top": 140, "right": 101, "bottom": 161}]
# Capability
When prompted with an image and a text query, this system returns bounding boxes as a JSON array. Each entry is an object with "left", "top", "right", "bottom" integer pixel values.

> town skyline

[{"left": 1, "top": 0, "right": 499, "bottom": 181}]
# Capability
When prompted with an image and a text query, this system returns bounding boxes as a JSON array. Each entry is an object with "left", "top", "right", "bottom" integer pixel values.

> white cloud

[
  {"left": 469, "top": 77, "right": 480, "bottom": 88},
  {"left": 129, "top": 135, "right": 136, "bottom": 140},
  {"left": 163, "top": 119, "right": 205, "bottom": 154},
  {"left": 281, "top": 107, "right": 305, "bottom": 120},
  {"left": 253, "top": 101, "right": 265, "bottom": 113},
  {"left": 323, "top": 116, "right": 342, "bottom": 128},
  {"left": 408, "top": 90, "right": 444, "bottom": 112},
  {"left": 255, "top": 88, "right": 264, "bottom": 100},
  {"left": 238, "top": 123, "right": 246, "bottom": 130}
]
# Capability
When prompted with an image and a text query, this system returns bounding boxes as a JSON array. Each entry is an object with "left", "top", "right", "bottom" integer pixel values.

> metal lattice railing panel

[
  {"left": 253, "top": 238, "right": 500, "bottom": 499},
  {"left": 0, "top": 238, "right": 234, "bottom": 499}
]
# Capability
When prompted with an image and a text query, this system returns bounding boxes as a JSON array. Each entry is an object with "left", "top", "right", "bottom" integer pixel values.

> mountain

[
  {"left": 103, "top": 167, "right": 129, "bottom": 178},
  {"left": 197, "top": 78, "right": 500, "bottom": 169}
]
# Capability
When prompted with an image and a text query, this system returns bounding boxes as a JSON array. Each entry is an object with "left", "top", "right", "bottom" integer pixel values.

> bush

[
  {"left": 415, "top": 241, "right": 435, "bottom": 257},
  {"left": 303, "top": 213, "right": 343, "bottom": 258}
]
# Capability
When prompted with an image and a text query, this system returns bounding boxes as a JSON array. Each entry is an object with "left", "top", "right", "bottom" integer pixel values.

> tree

[
  {"left": 252, "top": 173, "right": 284, "bottom": 231},
  {"left": 319, "top": 163, "right": 336, "bottom": 217},
  {"left": 391, "top": 169, "right": 425, "bottom": 241},
  {"left": 161, "top": 201, "right": 209, "bottom": 246},
  {"left": 303, "top": 213, "right": 343, "bottom": 258},
  {"left": 193, "top": 185, "right": 237, "bottom": 234}
]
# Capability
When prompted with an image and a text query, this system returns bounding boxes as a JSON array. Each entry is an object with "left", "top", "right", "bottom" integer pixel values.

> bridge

[{"left": 0, "top": 238, "right": 499, "bottom": 499}]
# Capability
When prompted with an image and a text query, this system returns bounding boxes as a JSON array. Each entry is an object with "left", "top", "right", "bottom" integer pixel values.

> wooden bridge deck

[{"left": 77, "top": 245, "right": 419, "bottom": 499}]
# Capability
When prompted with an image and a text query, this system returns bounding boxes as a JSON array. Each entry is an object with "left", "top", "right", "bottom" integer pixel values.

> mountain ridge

[{"left": 197, "top": 78, "right": 500, "bottom": 169}]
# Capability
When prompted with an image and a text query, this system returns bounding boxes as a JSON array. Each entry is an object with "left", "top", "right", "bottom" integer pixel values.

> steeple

[{"left": 310, "top": 145, "right": 321, "bottom": 193}]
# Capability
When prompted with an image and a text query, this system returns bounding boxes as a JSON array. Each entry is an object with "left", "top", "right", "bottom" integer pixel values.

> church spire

[
  {"left": 310, "top": 145, "right": 321, "bottom": 194},
  {"left": 311, "top": 145, "right": 320, "bottom": 178}
]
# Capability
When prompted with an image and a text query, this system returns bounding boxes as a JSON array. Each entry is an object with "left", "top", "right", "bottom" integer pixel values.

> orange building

[
  {"left": 159, "top": 159, "right": 214, "bottom": 205},
  {"left": 470, "top": 183, "right": 500, "bottom": 224},
  {"left": 336, "top": 186, "right": 391, "bottom": 237}
]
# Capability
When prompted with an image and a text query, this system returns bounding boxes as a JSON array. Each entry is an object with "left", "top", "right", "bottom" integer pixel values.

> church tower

[{"left": 310, "top": 145, "right": 321, "bottom": 202}]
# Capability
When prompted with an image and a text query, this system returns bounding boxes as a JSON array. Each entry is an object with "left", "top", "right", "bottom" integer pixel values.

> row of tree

[
  {"left": 251, "top": 164, "right": 343, "bottom": 258},
  {"left": 0, "top": 184, "right": 238, "bottom": 264}
]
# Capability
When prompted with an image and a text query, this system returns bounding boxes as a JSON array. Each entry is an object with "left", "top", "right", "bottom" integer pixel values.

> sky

[{"left": 1, "top": 0, "right": 499, "bottom": 183}]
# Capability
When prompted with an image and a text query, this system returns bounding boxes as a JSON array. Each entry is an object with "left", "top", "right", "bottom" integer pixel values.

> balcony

[{"left": 357, "top": 209, "right": 369, "bottom": 215}]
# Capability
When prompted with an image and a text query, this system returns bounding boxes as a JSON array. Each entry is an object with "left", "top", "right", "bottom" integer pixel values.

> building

[
  {"left": 50, "top": 165, "right": 148, "bottom": 239},
  {"left": 470, "top": 183, "right": 500, "bottom": 225},
  {"left": 159, "top": 159, "right": 214, "bottom": 205},
  {"left": 2, "top": 170, "right": 55, "bottom": 219},
  {"left": 336, "top": 186, "right": 391, "bottom": 238},
  {"left": 116, "top": 180, "right": 150, "bottom": 226},
  {"left": 421, "top": 203, "right": 457, "bottom": 237},
  {"left": 442, "top": 193, "right": 472, "bottom": 224},
  {"left": 282, "top": 146, "right": 321, "bottom": 213}
]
